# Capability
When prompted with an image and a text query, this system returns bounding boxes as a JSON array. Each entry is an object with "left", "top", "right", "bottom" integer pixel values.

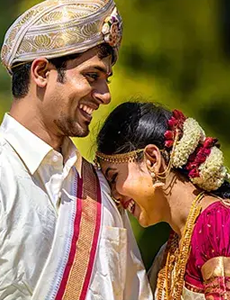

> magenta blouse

[{"left": 185, "top": 201, "right": 230, "bottom": 299}]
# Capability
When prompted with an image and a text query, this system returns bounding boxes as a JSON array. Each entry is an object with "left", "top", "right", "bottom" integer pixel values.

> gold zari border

[
  {"left": 63, "top": 160, "right": 100, "bottom": 300},
  {"left": 201, "top": 256, "right": 230, "bottom": 281}
]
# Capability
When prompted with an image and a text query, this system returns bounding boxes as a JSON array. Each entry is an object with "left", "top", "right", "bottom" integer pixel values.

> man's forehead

[{"left": 70, "top": 51, "right": 113, "bottom": 74}]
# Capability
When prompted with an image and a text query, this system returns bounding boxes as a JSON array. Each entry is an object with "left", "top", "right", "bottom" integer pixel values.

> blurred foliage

[{"left": 1, "top": 0, "right": 230, "bottom": 269}]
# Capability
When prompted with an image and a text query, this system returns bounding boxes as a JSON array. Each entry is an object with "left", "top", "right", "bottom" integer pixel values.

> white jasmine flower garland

[
  {"left": 165, "top": 110, "right": 230, "bottom": 191},
  {"left": 191, "top": 147, "right": 227, "bottom": 191},
  {"left": 171, "top": 118, "right": 204, "bottom": 168}
]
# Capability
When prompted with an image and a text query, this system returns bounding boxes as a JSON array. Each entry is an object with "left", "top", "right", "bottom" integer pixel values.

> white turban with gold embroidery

[{"left": 1, "top": 0, "right": 122, "bottom": 74}]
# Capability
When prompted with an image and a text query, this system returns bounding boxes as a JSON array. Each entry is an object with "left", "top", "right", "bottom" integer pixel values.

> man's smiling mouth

[
  {"left": 79, "top": 104, "right": 94, "bottom": 116},
  {"left": 79, "top": 103, "right": 98, "bottom": 122}
]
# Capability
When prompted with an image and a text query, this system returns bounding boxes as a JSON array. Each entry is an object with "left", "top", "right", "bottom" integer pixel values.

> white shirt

[{"left": 0, "top": 114, "right": 153, "bottom": 300}]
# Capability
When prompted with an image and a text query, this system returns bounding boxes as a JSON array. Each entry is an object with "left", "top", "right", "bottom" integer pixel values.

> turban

[{"left": 1, "top": 0, "right": 122, "bottom": 75}]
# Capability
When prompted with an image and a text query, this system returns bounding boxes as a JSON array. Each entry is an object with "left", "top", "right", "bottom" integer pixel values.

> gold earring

[
  {"left": 150, "top": 171, "right": 165, "bottom": 188},
  {"left": 145, "top": 157, "right": 165, "bottom": 188},
  {"left": 150, "top": 172, "right": 156, "bottom": 184},
  {"left": 154, "top": 178, "right": 165, "bottom": 188}
]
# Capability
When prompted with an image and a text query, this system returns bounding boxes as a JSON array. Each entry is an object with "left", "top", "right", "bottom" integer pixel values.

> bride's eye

[{"left": 110, "top": 173, "right": 117, "bottom": 185}]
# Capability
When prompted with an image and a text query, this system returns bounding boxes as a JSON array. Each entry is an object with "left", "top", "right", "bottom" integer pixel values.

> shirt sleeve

[{"left": 185, "top": 201, "right": 230, "bottom": 299}]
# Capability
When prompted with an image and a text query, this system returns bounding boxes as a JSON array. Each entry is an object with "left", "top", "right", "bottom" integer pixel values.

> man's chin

[
  {"left": 71, "top": 125, "right": 90, "bottom": 138},
  {"left": 77, "top": 130, "right": 90, "bottom": 138}
]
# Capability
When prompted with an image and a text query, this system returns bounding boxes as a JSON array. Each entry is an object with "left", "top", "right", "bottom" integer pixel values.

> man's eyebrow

[{"left": 90, "top": 66, "right": 113, "bottom": 76}]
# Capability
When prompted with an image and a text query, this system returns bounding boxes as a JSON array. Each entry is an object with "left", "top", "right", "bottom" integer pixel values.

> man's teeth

[
  {"left": 79, "top": 104, "right": 94, "bottom": 115},
  {"left": 127, "top": 200, "right": 135, "bottom": 214}
]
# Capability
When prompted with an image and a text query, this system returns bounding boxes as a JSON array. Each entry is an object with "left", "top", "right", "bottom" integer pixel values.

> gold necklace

[{"left": 156, "top": 192, "right": 204, "bottom": 300}]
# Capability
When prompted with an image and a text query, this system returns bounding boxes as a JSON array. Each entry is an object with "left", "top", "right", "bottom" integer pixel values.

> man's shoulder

[
  {"left": 0, "top": 133, "right": 23, "bottom": 172},
  {"left": 82, "top": 159, "right": 110, "bottom": 191},
  {"left": 0, "top": 131, "right": 7, "bottom": 145},
  {"left": 0, "top": 132, "right": 13, "bottom": 153},
  {"left": 80, "top": 159, "right": 124, "bottom": 226},
  {"left": 96, "top": 169, "right": 110, "bottom": 191},
  {"left": 0, "top": 133, "right": 9, "bottom": 158}
]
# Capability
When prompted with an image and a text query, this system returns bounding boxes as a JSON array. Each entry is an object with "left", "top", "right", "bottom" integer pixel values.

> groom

[{"left": 0, "top": 0, "right": 153, "bottom": 299}]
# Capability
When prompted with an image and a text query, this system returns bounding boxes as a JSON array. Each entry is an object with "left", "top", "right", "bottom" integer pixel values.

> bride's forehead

[{"left": 101, "top": 160, "right": 144, "bottom": 174}]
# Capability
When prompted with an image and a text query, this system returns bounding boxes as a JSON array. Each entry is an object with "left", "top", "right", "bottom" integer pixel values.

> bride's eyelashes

[{"left": 109, "top": 173, "right": 118, "bottom": 185}]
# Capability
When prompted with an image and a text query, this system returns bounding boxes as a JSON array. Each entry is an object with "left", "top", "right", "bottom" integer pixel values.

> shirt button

[{"left": 52, "top": 155, "right": 59, "bottom": 163}]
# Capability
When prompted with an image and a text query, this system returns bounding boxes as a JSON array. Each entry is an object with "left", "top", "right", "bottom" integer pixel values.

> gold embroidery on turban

[{"left": 1, "top": 0, "right": 122, "bottom": 74}]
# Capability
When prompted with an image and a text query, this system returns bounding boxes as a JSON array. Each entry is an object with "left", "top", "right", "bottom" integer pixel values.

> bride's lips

[{"left": 123, "top": 199, "right": 136, "bottom": 215}]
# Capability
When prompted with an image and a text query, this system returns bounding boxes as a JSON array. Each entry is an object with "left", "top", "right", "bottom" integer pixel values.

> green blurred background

[{"left": 1, "top": 0, "right": 230, "bottom": 270}]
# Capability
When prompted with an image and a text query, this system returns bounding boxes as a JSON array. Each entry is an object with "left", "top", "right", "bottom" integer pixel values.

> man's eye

[
  {"left": 106, "top": 77, "right": 111, "bottom": 84},
  {"left": 86, "top": 73, "right": 99, "bottom": 82}
]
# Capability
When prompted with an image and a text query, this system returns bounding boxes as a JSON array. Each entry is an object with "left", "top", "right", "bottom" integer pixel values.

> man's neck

[{"left": 10, "top": 98, "right": 64, "bottom": 151}]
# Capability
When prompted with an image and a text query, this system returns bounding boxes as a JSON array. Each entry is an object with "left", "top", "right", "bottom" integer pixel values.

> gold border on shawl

[
  {"left": 63, "top": 161, "right": 99, "bottom": 300},
  {"left": 201, "top": 256, "right": 230, "bottom": 281},
  {"left": 184, "top": 281, "right": 204, "bottom": 293}
]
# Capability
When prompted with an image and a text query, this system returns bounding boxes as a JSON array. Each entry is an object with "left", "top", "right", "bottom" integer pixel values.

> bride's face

[{"left": 100, "top": 159, "right": 162, "bottom": 227}]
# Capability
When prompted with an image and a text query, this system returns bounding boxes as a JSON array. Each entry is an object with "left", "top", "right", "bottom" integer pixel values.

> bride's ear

[
  {"left": 144, "top": 144, "right": 162, "bottom": 174},
  {"left": 144, "top": 144, "right": 165, "bottom": 188}
]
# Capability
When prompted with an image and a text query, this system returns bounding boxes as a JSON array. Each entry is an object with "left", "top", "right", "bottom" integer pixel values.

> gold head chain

[
  {"left": 95, "top": 147, "right": 171, "bottom": 181},
  {"left": 95, "top": 130, "right": 180, "bottom": 181},
  {"left": 95, "top": 149, "right": 145, "bottom": 164}
]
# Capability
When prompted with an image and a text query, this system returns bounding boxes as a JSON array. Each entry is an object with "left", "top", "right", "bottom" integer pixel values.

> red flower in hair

[
  {"left": 168, "top": 117, "right": 178, "bottom": 128},
  {"left": 164, "top": 110, "right": 186, "bottom": 149},
  {"left": 186, "top": 137, "right": 218, "bottom": 179},
  {"left": 165, "top": 140, "right": 174, "bottom": 148},
  {"left": 189, "top": 169, "right": 200, "bottom": 178},
  {"left": 203, "top": 137, "right": 218, "bottom": 148},
  {"left": 164, "top": 130, "right": 174, "bottom": 140},
  {"left": 173, "top": 110, "right": 186, "bottom": 128}
]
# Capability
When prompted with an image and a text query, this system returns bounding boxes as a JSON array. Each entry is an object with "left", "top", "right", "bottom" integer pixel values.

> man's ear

[
  {"left": 144, "top": 144, "right": 162, "bottom": 173},
  {"left": 30, "top": 58, "right": 50, "bottom": 88}
]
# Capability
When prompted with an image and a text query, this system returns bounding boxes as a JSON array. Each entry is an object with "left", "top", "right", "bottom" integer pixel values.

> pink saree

[
  {"left": 185, "top": 201, "right": 230, "bottom": 299},
  {"left": 150, "top": 201, "right": 230, "bottom": 299}
]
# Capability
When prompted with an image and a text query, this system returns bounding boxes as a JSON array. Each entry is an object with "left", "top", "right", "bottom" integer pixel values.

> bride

[{"left": 95, "top": 101, "right": 230, "bottom": 299}]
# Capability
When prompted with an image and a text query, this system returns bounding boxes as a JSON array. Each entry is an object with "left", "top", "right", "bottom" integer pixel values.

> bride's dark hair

[
  {"left": 96, "top": 101, "right": 230, "bottom": 199},
  {"left": 97, "top": 102, "right": 172, "bottom": 154}
]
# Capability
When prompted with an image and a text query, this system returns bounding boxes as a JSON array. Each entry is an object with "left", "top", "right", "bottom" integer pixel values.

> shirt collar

[
  {"left": 0, "top": 113, "right": 82, "bottom": 176},
  {"left": 61, "top": 136, "right": 82, "bottom": 177}
]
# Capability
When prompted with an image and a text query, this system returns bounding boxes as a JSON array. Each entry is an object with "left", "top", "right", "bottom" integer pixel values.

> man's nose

[{"left": 92, "top": 82, "right": 111, "bottom": 105}]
